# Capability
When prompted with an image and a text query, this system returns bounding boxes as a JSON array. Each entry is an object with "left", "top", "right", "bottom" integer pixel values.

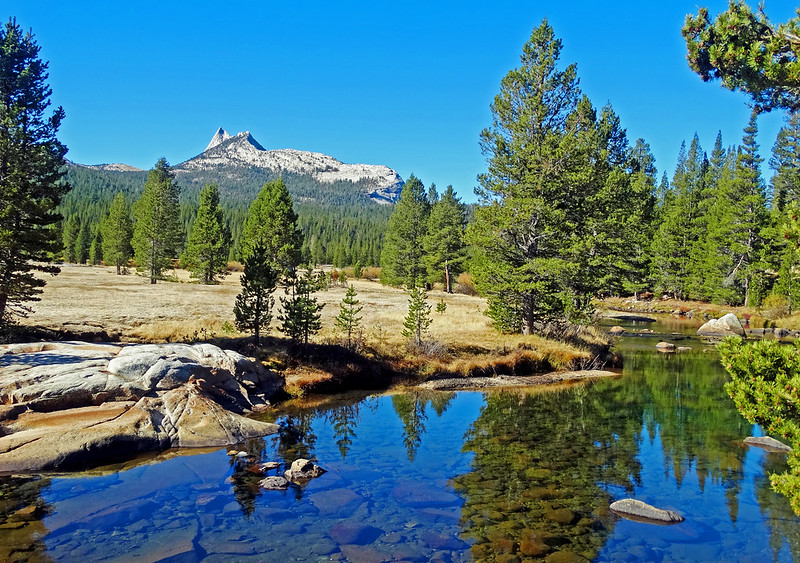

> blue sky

[{"left": 5, "top": 1, "right": 799, "bottom": 202}]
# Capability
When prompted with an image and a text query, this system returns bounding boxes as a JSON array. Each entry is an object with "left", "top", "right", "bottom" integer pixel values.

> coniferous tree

[
  {"left": 618, "top": 138, "right": 659, "bottom": 297},
  {"left": 467, "top": 21, "right": 655, "bottom": 332},
  {"left": 0, "top": 19, "right": 69, "bottom": 326},
  {"left": 699, "top": 148, "right": 739, "bottom": 302},
  {"left": 380, "top": 174, "right": 430, "bottom": 286},
  {"left": 279, "top": 268, "right": 326, "bottom": 344},
  {"left": 75, "top": 220, "right": 91, "bottom": 264},
  {"left": 61, "top": 214, "right": 80, "bottom": 263},
  {"left": 423, "top": 185, "right": 466, "bottom": 293},
  {"left": 688, "top": 132, "right": 727, "bottom": 301},
  {"left": 241, "top": 178, "right": 302, "bottom": 270},
  {"left": 101, "top": 192, "right": 133, "bottom": 274},
  {"left": 683, "top": 2, "right": 800, "bottom": 112},
  {"left": 769, "top": 114, "right": 800, "bottom": 306},
  {"left": 334, "top": 284, "right": 363, "bottom": 351},
  {"left": 723, "top": 110, "right": 769, "bottom": 305},
  {"left": 185, "top": 183, "right": 229, "bottom": 284},
  {"left": 234, "top": 243, "right": 279, "bottom": 347},
  {"left": 132, "top": 158, "right": 182, "bottom": 283},
  {"left": 651, "top": 136, "right": 706, "bottom": 298},
  {"left": 402, "top": 278, "right": 432, "bottom": 346},
  {"left": 89, "top": 227, "right": 103, "bottom": 265}
]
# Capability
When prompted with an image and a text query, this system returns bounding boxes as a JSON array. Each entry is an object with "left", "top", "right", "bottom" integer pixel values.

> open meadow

[{"left": 17, "top": 265, "right": 602, "bottom": 388}]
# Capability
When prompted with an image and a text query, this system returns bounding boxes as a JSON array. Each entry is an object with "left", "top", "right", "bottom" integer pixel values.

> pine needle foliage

[
  {"left": 683, "top": 1, "right": 800, "bottom": 112},
  {"left": 334, "top": 284, "right": 364, "bottom": 351},
  {"left": 185, "top": 183, "right": 229, "bottom": 284},
  {"left": 0, "top": 18, "right": 69, "bottom": 326},
  {"left": 279, "top": 268, "right": 326, "bottom": 344},
  {"left": 402, "top": 278, "right": 432, "bottom": 346},
  {"left": 132, "top": 158, "right": 182, "bottom": 284},
  {"left": 719, "top": 337, "right": 800, "bottom": 515},
  {"left": 101, "top": 192, "right": 133, "bottom": 274},
  {"left": 234, "top": 243, "right": 280, "bottom": 347}
]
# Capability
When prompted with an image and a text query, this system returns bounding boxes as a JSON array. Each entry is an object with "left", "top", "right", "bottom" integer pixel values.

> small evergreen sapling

[
  {"left": 402, "top": 279, "right": 432, "bottom": 346},
  {"left": 279, "top": 268, "right": 326, "bottom": 344},
  {"left": 234, "top": 243, "right": 279, "bottom": 347},
  {"left": 335, "top": 284, "right": 364, "bottom": 351}
]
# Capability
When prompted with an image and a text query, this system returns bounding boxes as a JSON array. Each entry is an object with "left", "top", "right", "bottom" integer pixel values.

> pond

[{"left": 2, "top": 320, "right": 800, "bottom": 562}]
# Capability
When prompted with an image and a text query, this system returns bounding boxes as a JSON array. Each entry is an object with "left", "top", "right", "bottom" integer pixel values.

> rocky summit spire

[{"left": 205, "top": 127, "right": 232, "bottom": 152}]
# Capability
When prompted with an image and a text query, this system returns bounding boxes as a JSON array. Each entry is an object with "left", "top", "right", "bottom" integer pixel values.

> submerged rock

[
  {"left": 655, "top": 342, "right": 676, "bottom": 352},
  {"left": 0, "top": 341, "right": 283, "bottom": 472},
  {"left": 743, "top": 436, "right": 792, "bottom": 453},
  {"left": 610, "top": 498, "right": 684, "bottom": 524},
  {"left": 697, "top": 313, "right": 745, "bottom": 337},
  {"left": 259, "top": 476, "right": 290, "bottom": 490}
]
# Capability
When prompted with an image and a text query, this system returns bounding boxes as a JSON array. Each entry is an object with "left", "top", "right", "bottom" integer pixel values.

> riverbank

[{"left": 9, "top": 264, "right": 617, "bottom": 396}]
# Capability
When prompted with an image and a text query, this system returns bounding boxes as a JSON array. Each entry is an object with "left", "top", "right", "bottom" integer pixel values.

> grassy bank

[
  {"left": 601, "top": 295, "right": 800, "bottom": 330},
  {"left": 14, "top": 265, "right": 613, "bottom": 395}
]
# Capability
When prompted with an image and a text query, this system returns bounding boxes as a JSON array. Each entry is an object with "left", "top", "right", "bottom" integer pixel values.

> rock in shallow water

[
  {"left": 697, "top": 313, "right": 745, "bottom": 337},
  {"left": 743, "top": 436, "right": 792, "bottom": 453},
  {"left": 610, "top": 498, "right": 684, "bottom": 524},
  {"left": 0, "top": 341, "right": 282, "bottom": 472},
  {"left": 284, "top": 458, "right": 326, "bottom": 485}
]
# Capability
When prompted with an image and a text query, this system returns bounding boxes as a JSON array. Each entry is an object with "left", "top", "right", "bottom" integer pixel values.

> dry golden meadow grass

[{"left": 20, "top": 265, "right": 600, "bottom": 384}]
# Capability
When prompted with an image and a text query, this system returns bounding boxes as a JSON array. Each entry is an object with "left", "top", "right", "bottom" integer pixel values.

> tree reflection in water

[
  {"left": 453, "top": 382, "right": 642, "bottom": 560},
  {"left": 392, "top": 391, "right": 456, "bottom": 461},
  {"left": 451, "top": 349, "right": 795, "bottom": 561}
]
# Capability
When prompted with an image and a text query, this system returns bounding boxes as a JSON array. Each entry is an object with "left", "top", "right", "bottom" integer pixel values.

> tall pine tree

[
  {"left": 234, "top": 242, "right": 280, "bottom": 347},
  {"left": 132, "top": 158, "right": 182, "bottom": 284},
  {"left": 101, "top": 192, "right": 133, "bottom": 275},
  {"left": 423, "top": 185, "right": 466, "bottom": 292},
  {"left": 185, "top": 183, "right": 229, "bottom": 284},
  {"left": 61, "top": 214, "right": 80, "bottom": 263},
  {"left": 380, "top": 174, "right": 430, "bottom": 286},
  {"left": 0, "top": 19, "right": 69, "bottom": 326},
  {"left": 240, "top": 178, "right": 302, "bottom": 271},
  {"left": 651, "top": 136, "right": 706, "bottom": 298}
]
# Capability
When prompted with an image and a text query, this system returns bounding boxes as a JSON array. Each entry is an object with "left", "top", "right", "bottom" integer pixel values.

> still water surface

[{"left": 2, "top": 321, "right": 800, "bottom": 561}]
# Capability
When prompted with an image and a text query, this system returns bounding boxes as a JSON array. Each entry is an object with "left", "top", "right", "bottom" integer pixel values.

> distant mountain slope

[
  {"left": 67, "top": 128, "right": 404, "bottom": 207},
  {"left": 60, "top": 129, "right": 401, "bottom": 265}
]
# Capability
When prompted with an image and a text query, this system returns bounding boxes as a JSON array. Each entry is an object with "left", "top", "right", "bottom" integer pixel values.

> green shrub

[{"left": 719, "top": 337, "right": 800, "bottom": 514}]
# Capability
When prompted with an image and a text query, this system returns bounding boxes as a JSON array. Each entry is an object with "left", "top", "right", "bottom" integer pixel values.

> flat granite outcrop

[{"left": 0, "top": 341, "right": 283, "bottom": 472}]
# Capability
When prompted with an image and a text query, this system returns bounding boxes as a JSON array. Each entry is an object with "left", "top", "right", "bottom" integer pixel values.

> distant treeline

[{"left": 59, "top": 165, "right": 392, "bottom": 267}]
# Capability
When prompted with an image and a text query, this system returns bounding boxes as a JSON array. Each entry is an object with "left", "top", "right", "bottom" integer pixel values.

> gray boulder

[
  {"left": 744, "top": 436, "right": 792, "bottom": 453},
  {"left": 697, "top": 313, "right": 745, "bottom": 337},
  {"left": 610, "top": 498, "right": 684, "bottom": 524},
  {"left": 655, "top": 342, "right": 675, "bottom": 351},
  {"left": 284, "top": 458, "right": 326, "bottom": 485}
]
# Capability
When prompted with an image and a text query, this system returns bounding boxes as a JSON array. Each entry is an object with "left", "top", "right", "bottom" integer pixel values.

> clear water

[{"left": 2, "top": 322, "right": 800, "bottom": 561}]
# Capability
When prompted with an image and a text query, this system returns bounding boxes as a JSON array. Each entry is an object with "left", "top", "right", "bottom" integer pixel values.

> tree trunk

[
  {"left": 444, "top": 260, "right": 451, "bottom": 294},
  {"left": 0, "top": 292, "right": 7, "bottom": 325}
]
